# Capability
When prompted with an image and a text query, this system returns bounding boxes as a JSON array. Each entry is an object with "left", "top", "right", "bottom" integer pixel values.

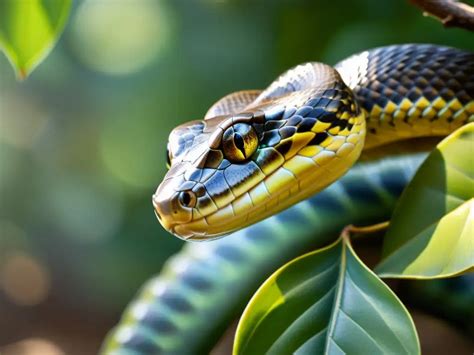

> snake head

[
  {"left": 154, "top": 64, "right": 366, "bottom": 241},
  {"left": 152, "top": 113, "right": 266, "bottom": 240}
]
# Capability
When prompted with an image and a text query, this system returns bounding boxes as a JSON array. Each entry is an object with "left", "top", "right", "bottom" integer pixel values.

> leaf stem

[{"left": 341, "top": 221, "right": 390, "bottom": 241}]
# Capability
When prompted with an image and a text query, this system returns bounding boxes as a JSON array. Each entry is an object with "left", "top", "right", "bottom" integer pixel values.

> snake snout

[
  {"left": 152, "top": 192, "right": 172, "bottom": 231},
  {"left": 152, "top": 181, "right": 194, "bottom": 234}
]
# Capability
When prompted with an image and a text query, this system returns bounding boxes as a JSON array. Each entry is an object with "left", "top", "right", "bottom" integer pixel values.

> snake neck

[{"left": 335, "top": 44, "right": 474, "bottom": 150}]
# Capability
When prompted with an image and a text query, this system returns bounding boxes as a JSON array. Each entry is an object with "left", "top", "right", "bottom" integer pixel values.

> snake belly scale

[{"left": 152, "top": 44, "right": 473, "bottom": 240}]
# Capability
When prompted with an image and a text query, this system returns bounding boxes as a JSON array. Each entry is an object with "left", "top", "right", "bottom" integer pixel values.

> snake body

[
  {"left": 103, "top": 44, "right": 473, "bottom": 353},
  {"left": 152, "top": 44, "right": 473, "bottom": 240}
]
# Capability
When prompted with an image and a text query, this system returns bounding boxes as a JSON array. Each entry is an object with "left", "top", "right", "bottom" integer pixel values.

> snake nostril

[{"left": 178, "top": 190, "right": 197, "bottom": 208}]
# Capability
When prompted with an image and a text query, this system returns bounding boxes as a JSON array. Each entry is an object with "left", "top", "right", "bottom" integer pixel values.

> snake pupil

[
  {"left": 234, "top": 133, "right": 246, "bottom": 157},
  {"left": 222, "top": 123, "right": 258, "bottom": 162},
  {"left": 182, "top": 192, "right": 191, "bottom": 205}
]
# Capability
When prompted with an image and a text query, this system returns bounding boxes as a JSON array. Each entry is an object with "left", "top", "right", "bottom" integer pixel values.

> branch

[{"left": 409, "top": 0, "right": 474, "bottom": 31}]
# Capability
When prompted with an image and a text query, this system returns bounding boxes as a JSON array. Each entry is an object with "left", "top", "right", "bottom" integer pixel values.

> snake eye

[
  {"left": 178, "top": 190, "right": 196, "bottom": 208},
  {"left": 222, "top": 123, "right": 258, "bottom": 162}
]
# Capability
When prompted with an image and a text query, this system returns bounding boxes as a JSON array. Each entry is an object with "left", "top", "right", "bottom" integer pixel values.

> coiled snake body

[{"left": 104, "top": 44, "right": 473, "bottom": 353}]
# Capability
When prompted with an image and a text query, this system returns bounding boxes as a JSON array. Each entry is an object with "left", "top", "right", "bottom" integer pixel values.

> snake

[{"left": 102, "top": 44, "right": 473, "bottom": 353}]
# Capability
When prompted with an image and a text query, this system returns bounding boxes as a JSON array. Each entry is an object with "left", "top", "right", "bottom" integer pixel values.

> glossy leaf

[
  {"left": 0, "top": 0, "right": 72, "bottom": 79},
  {"left": 376, "top": 123, "right": 474, "bottom": 279},
  {"left": 233, "top": 237, "right": 419, "bottom": 355}
]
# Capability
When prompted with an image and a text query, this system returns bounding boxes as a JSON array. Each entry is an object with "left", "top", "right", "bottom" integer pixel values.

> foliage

[
  {"left": 234, "top": 237, "right": 419, "bottom": 354},
  {"left": 376, "top": 123, "right": 474, "bottom": 279},
  {"left": 0, "top": 0, "right": 71, "bottom": 79},
  {"left": 234, "top": 125, "right": 473, "bottom": 354}
]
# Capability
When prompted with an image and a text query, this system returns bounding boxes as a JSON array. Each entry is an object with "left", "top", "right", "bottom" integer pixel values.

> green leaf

[
  {"left": 0, "top": 0, "right": 72, "bottom": 79},
  {"left": 376, "top": 123, "right": 474, "bottom": 279},
  {"left": 233, "top": 237, "right": 419, "bottom": 355}
]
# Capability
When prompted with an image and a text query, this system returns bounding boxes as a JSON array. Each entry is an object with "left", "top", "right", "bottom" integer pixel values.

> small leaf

[
  {"left": 0, "top": 0, "right": 72, "bottom": 79},
  {"left": 376, "top": 123, "right": 474, "bottom": 279},
  {"left": 233, "top": 237, "right": 419, "bottom": 355}
]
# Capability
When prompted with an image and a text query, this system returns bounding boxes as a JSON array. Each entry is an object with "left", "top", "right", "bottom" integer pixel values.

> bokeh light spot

[
  {"left": 100, "top": 113, "right": 166, "bottom": 189},
  {"left": 0, "top": 94, "right": 50, "bottom": 150},
  {"left": 71, "top": 0, "right": 173, "bottom": 75},
  {"left": 0, "top": 252, "right": 50, "bottom": 306},
  {"left": 44, "top": 176, "right": 124, "bottom": 243},
  {"left": 2, "top": 338, "right": 64, "bottom": 355}
]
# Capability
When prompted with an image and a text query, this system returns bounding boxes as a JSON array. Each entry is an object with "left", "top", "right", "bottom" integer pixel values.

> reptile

[
  {"left": 151, "top": 44, "right": 473, "bottom": 240},
  {"left": 102, "top": 44, "right": 473, "bottom": 353}
]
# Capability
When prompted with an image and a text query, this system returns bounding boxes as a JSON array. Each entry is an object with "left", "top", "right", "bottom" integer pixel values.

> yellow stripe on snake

[{"left": 152, "top": 44, "right": 473, "bottom": 240}]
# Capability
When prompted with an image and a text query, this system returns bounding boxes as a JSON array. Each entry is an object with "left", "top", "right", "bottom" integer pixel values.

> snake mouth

[
  {"left": 169, "top": 178, "right": 321, "bottom": 241},
  {"left": 169, "top": 189, "right": 289, "bottom": 241},
  {"left": 162, "top": 160, "right": 343, "bottom": 240},
  {"left": 153, "top": 168, "right": 296, "bottom": 241}
]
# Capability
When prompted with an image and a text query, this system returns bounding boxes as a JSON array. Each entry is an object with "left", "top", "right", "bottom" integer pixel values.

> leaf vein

[
  {"left": 345, "top": 272, "right": 410, "bottom": 353},
  {"left": 269, "top": 285, "right": 336, "bottom": 353},
  {"left": 338, "top": 308, "right": 385, "bottom": 352}
]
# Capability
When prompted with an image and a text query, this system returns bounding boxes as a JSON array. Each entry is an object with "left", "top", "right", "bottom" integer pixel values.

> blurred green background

[{"left": 0, "top": 0, "right": 472, "bottom": 353}]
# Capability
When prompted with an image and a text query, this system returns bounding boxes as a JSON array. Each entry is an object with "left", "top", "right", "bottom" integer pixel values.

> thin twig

[{"left": 409, "top": 0, "right": 474, "bottom": 31}]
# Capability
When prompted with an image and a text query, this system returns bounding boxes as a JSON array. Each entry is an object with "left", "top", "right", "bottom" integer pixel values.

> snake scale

[{"left": 102, "top": 44, "right": 474, "bottom": 354}]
